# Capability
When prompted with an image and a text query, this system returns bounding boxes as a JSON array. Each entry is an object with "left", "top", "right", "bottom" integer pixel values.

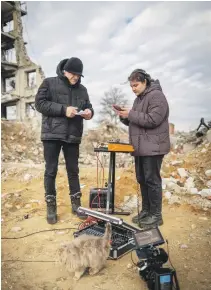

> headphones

[
  {"left": 132, "top": 69, "right": 148, "bottom": 77},
  {"left": 130, "top": 69, "right": 152, "bottom": 86}
]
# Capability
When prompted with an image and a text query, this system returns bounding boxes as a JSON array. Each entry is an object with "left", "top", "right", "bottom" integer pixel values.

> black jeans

[
  {"left": 43, "top": 141, "right": 80, "bottom": 198},
  {"left": 135, "top": 155, "right": 164, "bottom": 216}
]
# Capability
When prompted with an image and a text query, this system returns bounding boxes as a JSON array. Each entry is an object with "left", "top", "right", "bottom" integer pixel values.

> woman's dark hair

[{"left": 128, "top": 69, "right": 152, "bottom": 86}]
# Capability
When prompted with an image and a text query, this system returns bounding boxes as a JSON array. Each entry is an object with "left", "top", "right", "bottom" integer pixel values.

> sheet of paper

[{"left": 76, "top": 110, "right": 86, "bottom": 115}]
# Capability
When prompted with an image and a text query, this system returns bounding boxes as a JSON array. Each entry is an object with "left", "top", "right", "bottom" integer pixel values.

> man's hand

[
  {"left": 80, "top": 109, "right": 92, "bottom": 120},
  {"left": 66, "top": 106, "right": 78, "bottom": 118},
  {"left": 113, "top": 107, "right": 131, "bottom": 119}
]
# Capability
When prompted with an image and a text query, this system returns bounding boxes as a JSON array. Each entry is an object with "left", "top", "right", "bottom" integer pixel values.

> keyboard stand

[{"left": 94, "top": 147, "right": 132, "bottom": 216}]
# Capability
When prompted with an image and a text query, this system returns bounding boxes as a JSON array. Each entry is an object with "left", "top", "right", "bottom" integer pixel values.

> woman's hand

[{"left": 113, "top": 107, "right": 130, "bottom": 119}]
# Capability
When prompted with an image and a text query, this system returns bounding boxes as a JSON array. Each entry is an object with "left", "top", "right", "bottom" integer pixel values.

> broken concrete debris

[
  {"left": 1, "top": 119, "right": 211, "bottom": 211},
  {"left": 177, "top": 168, "right": 188, "bottom": 178},
  {"left": 1, "top": 120, "right": 132, "bottom": 168},
  {"left": 205, "top": 170, "right": 211, "bottom": 177},
  {"left": 11, "top": 227, "right": 22, "bottom": 232},
  {"left": 170, "top": 120, "right": 211, "bottom": 153}
]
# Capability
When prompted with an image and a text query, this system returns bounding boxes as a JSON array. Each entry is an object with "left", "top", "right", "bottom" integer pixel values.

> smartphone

[{"left": 113, "top": 104, "right": 124, "bottom": 111}]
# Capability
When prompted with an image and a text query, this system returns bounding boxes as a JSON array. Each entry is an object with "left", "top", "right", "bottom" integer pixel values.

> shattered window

[
  {"left": 5, "top": 76, "right": 16, "bottom": 92},
  {"left": 4, "top": 48, "right": 16, "bottom": 62},
  {"left": 6, "top": 105, "right": 16, "bottom": 120},
  {"left": 2, "top": 20, "right": 14, "bottom": 33},
  {"left": 26, "top": 102, "right": 36, "bottom": 118},
  {"left": 27, "top": 71, "right": 36, "bottom": 88}
]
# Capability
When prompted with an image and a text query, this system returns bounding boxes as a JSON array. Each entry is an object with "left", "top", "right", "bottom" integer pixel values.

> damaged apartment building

[{"left": 1, "top": 1, "right": 44, "bottom": 120}]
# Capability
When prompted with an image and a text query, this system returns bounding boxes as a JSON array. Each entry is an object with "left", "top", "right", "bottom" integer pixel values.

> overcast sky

[{"left": 23, "top": 1, "right": 211, "bottom": 131}]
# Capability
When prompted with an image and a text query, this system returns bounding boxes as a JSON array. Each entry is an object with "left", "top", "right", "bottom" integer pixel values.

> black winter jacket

[{"left": 35, "top": 59, "right": 94, "bottom": 143}]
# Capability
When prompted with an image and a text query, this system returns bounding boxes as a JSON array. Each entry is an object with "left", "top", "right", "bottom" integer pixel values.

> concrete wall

[
  {"left": 14, "top": 64, "right": 44, "bottom": 120},
  {"left": 1, "top": 63, "right": 44, "bottom": 120},
  {"left": 1, "top": 1, "right": 45, "bottom": 122}
]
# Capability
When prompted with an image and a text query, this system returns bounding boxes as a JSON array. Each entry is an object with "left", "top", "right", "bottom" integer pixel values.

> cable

[
  {"left": 2, "top": 259, "right": 56, "bottom": 263},
  {"left": 94, "top": 152, "right": 107, "bottom": 210},
  {"left": 96, "top": 152, "right": 105, "bottom": 188},
  {"left": 97, "top": 189, "right": 102, "bottom": 209},
  {"left": 101, "top": 153, "right": 105, "bottom": 188},
  {"left": 1, "top": 227, "right": 78, "bottom": 240},
  {"left": 131, "top": 250, "right": 138, "bottom": 266},
  {"left": 78, "top": 216, "right": 98, "bottom": 231},
  {"left": 96, "top": 153, "right": 99, "bottom": 188},
  {"left": 90, "top": 193, "right": 100, "bottom": 210},
  {"left": 96, "top": 152, "right": 99, "bottom": 188}
]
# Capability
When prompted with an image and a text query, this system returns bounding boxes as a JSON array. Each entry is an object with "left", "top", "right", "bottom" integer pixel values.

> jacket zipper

[{"left": 66, "top": 88, "right": 72, "bottom": 140}]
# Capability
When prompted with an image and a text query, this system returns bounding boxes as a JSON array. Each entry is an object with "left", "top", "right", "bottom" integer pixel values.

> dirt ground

[{"left": 1, "top": 164, "right": 211, "bottom": 290}]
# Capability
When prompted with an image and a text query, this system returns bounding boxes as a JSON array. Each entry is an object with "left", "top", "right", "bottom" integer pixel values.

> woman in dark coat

[{"left": 114, "top": 69, "right": 170, "bottom": 228}]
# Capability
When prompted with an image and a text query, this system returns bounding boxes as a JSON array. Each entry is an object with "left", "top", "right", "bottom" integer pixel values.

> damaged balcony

[
  {"left": 1, "top": 93, "right": 19, "bottom": 104},
  {"left": 1, "top": 60, "right": 18, "bottom": 74},
  {"left": 1, "top": 1, "right": 27, "bottom": 26},
  {"left": 1, "top": 31, "right": 15, "bottom": 49}
]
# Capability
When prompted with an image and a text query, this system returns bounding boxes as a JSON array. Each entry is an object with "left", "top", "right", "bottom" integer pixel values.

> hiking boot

[
  {"left": 132, "top": 210, "right": 148, "bottom": 224},
  {"left": 139, "top": 215, "right": 163, "bottom": 229},
  {"left": 45, "top": 195, "right": 57, "bottom": 224},
  {"left": 70, "top": 192, "right": 87, "bottom": 220}
]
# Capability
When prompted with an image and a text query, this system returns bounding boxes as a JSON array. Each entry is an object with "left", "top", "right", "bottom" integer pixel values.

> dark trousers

[
  {"left": 43, "top": 141, "right": 80, "bottom": 198},
  {"left": 135, "top": 155, "right": 164, "bottom": 216}
]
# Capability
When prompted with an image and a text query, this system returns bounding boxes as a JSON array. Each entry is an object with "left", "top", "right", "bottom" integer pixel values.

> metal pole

[
  {"left": 111, "top": 152, "right": 116, "bottom": 213},
  {"left": 106, "top": 152, "right": 113, "bottom": 214}
]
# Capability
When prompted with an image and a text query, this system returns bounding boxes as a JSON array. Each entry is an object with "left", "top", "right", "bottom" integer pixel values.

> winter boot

[
  {"left": 45, "top": 195, "right": 57, "bottom": 224},
  {"left": 132, "top": 210, "right": 148, "bottom": 224},
  {"left": 70, "top": 192, "right": 87, "bottom": 220},
  {"left": 138, "top": 215, "right": 163, "bottom": 228},
  {"left": 139, "top": 191, "right": 163, "bottom": 229},
  {"left": 132, "top": 185, "right": 149, "bottom": 224}
]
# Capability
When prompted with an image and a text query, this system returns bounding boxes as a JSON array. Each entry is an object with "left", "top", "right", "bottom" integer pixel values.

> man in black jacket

[{"left": 35, "top": 57, "right": 94, "bottom": 224}]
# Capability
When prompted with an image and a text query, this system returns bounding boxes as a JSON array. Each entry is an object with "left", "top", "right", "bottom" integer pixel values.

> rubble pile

[
  {"left": 1, "top": 120, "right": 132, "bottom": 167},
  {"left": 161, "top": 137, "right": 211, "bottom": 209},
  {"left": 79, "top": 121, "right": 132, "bottom": 167},
  {"left": 1, "top": 119, "right": 211, "bottom": 210},
  {"left": 80, "top": 121, "right": 129, "bottom": 153},
  {"left": 118, "top": 125, "right": 211, "bottom": 211},
  {"left": 170, "top": 120, "right": 211, "bottom": 153},
  {"left": 1, "top": 120, "right": 43, "bottom": 163}
]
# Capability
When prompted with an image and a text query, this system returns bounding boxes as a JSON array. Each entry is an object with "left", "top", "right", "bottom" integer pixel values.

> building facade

[{"left": 1, "top": 1, "right": 44, "bottom": 120}]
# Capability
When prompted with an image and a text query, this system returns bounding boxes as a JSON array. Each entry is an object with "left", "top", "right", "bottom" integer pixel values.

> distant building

[{"left": 1, "top": 1, "right": 45, "bottom": 120}]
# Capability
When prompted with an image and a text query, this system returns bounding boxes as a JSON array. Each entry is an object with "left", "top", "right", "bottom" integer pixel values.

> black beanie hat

[{"left": 63, "top": 57, "right": 84, "bottom": 77}]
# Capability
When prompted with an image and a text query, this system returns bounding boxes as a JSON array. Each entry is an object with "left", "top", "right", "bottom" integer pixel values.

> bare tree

[{"left": 99, "top": 87, "right": 128, "bottom": 125}]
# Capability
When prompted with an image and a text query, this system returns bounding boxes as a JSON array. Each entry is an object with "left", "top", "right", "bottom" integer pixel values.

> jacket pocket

[
  {"left": 51, "top": 117, "right": 67, "bottom": 133},
  {"left": 145, "top": 132, "right": 159, "bottom": 144},
  {"left": 159, "top": 132, "right": 169, "bottom": 143},
  {"left": 68, "top": 117, "right": 83, "bottom": 137},
  {"left": 42, "top": 116, "right": 52, "bottom": 132}
]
